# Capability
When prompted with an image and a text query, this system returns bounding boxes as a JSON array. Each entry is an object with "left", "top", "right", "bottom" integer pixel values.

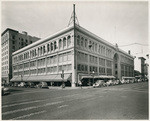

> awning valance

[{"left": 10, "top": 74, "right": 72, "bottom": 82}]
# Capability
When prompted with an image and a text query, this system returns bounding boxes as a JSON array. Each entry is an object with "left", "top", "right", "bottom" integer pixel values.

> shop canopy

[
  {"left": 122, "top": 76, "right": 135, "bottom": 79},
  {"left": 10, "top": 76, "right": 29, "bottom": 82},
  {"left": 81, "top": 75, "right": 115, "bottom": 80},
  {"left": 10, "top": 74, "right": 72, "bottom": 82},
  {"left": 94, "top": 75, "right": 115, "bottom": 79}
]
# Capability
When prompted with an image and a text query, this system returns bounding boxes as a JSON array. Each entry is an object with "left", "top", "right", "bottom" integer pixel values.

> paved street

[{"left": 2, "top": 82, "right": 148, "bottom": 120}]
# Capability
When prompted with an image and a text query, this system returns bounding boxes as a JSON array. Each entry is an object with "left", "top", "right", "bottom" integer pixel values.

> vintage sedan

[
  {"left": 106, "top": 80, "right": 113, "bottom": 86},
  {"left": 2, "top": 86, "right": 10, "bottom": 96},
  {"left": 93, "top": 80, "right": 106, "bottom": 88},
  {"left": 36, "top": 82, "right": 48, "bottom": 89}
]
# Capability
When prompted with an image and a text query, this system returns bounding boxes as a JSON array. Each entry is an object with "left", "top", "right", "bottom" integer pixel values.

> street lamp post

[
  {"left": 61, "top": 70, "right": 65, "bottom": 89},
  {"left": 21, "top": 74, "right": 23, "bottom": 82},
  {"left": 92, "top": 71, "right": 95, "bottom": 85}
]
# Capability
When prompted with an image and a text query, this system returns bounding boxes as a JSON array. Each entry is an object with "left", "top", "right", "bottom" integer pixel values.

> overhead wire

[{"left": 119, "top": 43, "right": 148, "bottom": 47}]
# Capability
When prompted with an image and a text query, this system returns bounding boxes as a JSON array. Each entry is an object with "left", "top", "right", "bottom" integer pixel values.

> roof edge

[{"left": 1, "top": 28, "right": 18, "bottom": 36}]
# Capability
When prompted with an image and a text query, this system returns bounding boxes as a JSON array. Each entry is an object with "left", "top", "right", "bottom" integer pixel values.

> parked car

[
  {"left": 129, "top": 79, "right": 134, "bottom": 83},
  {"left": 36, "top": 82, "right": 48, "bottom": 89},
  {"left": 120, "top": 79, "right": 125, "bottom": 84},
  {"left": 2, "top": 86, "right": 10, "bottom": 96},
  {"left": 19, "top": 82, "right": 27, "bottom": 87},
  {"left": 124, "top": 79, "right": 130, "bottom": 84},
  {"left": 14, "top": 82, "right": 18, "bottom": 87},
  {"left": 93, "top": 80, "right": 106, "bottom": 88},
  {"left": 106, "top": 80, "right": 113, "bottom": 86},
  {"left": 27, "top": 82, "right": 35, "bottom": 88},
  {"left": 113, "top": 80, "right": 120, "bottom": 85},
  {"left": 138, "top": 79, "right": 142, "bottom": 82}
]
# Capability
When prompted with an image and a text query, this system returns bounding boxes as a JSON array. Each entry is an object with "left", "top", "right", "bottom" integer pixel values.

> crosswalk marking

[
  {"left": 2, "top": 101, "right": 64, "bottom": 115},
  {"left": 10, "top": 110, "right": 46, "bottom": 120},
  {"left": 2, "top": 99, "right": 46, "bottom": 108},
  {"left": 58, "top": 105, "right": 68, "bottom": 108}
]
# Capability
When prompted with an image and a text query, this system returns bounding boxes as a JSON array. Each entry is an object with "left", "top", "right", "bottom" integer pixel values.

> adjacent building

[
  {"left": 1, "top": 28, "right": 40, "bottom": 84},
  {"left": 11, "top": 23, "right": 134, "bottom": 87}
]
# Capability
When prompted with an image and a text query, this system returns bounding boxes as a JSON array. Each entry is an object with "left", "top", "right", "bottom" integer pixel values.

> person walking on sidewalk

[{"left": 78, "top": 81, "right": 82, "bottom": 89}]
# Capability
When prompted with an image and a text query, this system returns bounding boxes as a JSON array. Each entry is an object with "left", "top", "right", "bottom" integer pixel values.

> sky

[{"left": 1, "top": 1, "right": 149, "bottom": 72}]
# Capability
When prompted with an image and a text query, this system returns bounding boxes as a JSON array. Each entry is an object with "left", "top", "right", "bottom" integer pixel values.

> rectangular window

[
  {"left": 59, "top": 54, "right": 63, "bottom": 62},
  {"left": 59, "top": 65, "right": 62, "bottom": 72},
  {"left": 67, "top": 64, "right": 72, "bottom": 71},
  {"left": 67, "top": 52, "right": 71, "bottom": 61},
  {"left": 64, "top": 53, "right": 67, "bottom": 62}
]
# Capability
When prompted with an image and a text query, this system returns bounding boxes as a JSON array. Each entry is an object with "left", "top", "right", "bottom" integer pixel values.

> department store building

[{"left": 11, "top": 23, "right": 134, "bottom": 87}]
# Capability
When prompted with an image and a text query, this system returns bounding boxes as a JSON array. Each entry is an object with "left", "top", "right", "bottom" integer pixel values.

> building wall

[
  {"left": 1, "top": 28, "right": 40, "bottom": 84},
  {"left": 11, "top": 25, "right": 134, "bottom": 87},
  {"left": 74, "top": 26, "right": 134, "bottom": 83},
  {"left": 12, "top": 29, "right": 74, "bottom": 82}
]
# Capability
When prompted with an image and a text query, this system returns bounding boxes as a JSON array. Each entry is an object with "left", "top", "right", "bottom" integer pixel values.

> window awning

[
  {"left": 81, "top": 75, "right": 93, "bottom": 80},
  {"left": 94, "top": 75, "right": 115, "bottom": 79},
  {"left": 81, "top": 75, "right": 115, "bottom": 80},
  {"left": 26, "top": 75, "right": 57, "bottom": 82},
  {"left": 10, "top": 74, "right": 72, "bottom": 82},
  {"left": 122, "top": 76, "right": 135, "bottom": 79},
  {"left": 10, "top": 76, "right": 29, "bottom": 82}
]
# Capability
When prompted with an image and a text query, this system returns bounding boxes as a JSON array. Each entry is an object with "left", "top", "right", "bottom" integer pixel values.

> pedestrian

[{"left": 78, "top": 81, "right": 82, "bottom": 89}]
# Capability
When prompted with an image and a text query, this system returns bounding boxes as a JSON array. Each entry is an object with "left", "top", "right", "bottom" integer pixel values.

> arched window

[
  {"left": 63, "top": 37, "right": 66, "bottom": 48},
  {"left": 67, "top": 36, "right": 71, "bottom": 47},
  {"left": 32, "top": 50, "right": 34, "bottom": 57},
  {"left": 43, "top": 46, "right": 46, "bottom": 53},
  {"left": 77, "top": 35, "right": 80, "bottom": 45},
  {"left": 47, "top": 44, "right": 50, "bottom": 52},
  {"left": 92, "top": 42, "right": 94, "bottom": 51},
  {"left": 95, "top": 43, "right": 97, "bottom": 52},
  {"left": 27, "top": 52, "right": 29, "bottom": 58},
  {"left": 59, "top": 39, "right": 62, "bottom": 49},
  {"left": 30, "top": 50, "right": 32, "bottom": 58},
  {"left": 85, "top": 39, "right": 87, "bottom": 48},
  {"left": 51, "top": 43, "right": 53, "bottom": 51},
  {"left": 40, "top": 46, "right": 43, "bottom": 55},
  {"left": 34, "top": 49, "right": 36, "bottom": 56},
  {"left": 24, "top": 53, "right": 26, "bottom": 59},
  {"left": 38, "top": 48, "right": 40, "bottom": 56},
  {"left": 26, "top": 53, "right": 28, "bottom": 58},
  {"left": 81, "top": 37, "right": 84, "bottom": 47},
  {"left": 54, "top": 41, "right": 57, "bottom": 50}
]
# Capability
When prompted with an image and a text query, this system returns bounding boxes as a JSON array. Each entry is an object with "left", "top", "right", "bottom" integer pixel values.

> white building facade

[
  {"left": 11, "top": 24, "right": 134, "bottom": 87},
  {"left": 1, "top": 28, "right": 40, "bottom": 84}
]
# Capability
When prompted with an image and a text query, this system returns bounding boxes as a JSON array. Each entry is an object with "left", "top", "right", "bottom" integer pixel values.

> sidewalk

[{"left": 48, "top": 86, "right": 93, "bottom": 90}]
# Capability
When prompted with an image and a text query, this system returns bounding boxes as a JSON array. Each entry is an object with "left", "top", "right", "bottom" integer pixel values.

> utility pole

[{"left": 73, "top": 4, "right": 75, "bottom": 26}]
